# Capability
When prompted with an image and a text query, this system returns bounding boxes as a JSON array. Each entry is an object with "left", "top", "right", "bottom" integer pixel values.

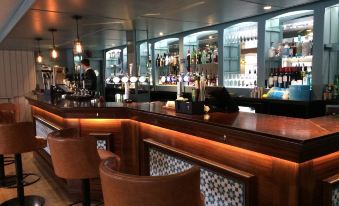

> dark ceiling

[{"left": 0, "top": 0, "right": 325, "bottom": 51}]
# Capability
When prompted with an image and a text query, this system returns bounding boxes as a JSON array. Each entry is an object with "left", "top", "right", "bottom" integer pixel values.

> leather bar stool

[
  {"left": 0, "top": 103, "right": 41, "bottom": 189},
  {"left": 0, "top": 122, "right": 46, "bottom": 206},
  {"left": 0, "top": 103, "right": 18, "bottom": 188},
  {"left": 100, "top": 158, "right": 204, "bottom": 206},
  {"left": 47, "top": 128, "right": 120, "bottom": 206}
]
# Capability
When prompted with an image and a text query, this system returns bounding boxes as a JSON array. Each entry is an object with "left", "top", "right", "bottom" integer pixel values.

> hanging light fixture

[
  {"left": 73, "top": 15, "right": 83, "bottom": 54},
  {"left": 35, "top": 37, "right": 43, "bottom": 63},
  {"left": 48, "top": 28, "right": 58, "bottom": 59}
]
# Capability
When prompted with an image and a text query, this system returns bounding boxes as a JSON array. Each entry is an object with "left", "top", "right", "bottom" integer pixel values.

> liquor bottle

[
  {"left": 307, "top": 67, "right": 312, "bottom": 89},
  {"left": 302, "top": 65, "right": 307, "bottom": 85},
  {"left": 214, "top": 49, "right": 218, "bottom": 63},
  {"left": 289, "top": 42, "right": 295, "bottom": 57},
  {"left": 273, "top": 68, "right": 278, "bottom": 87},
  {"left": 165, "top": 53, "right": 169, "bottom": 66},
  {"left": 202, "top": 49, "right": 207, "bottom": 64},
  {"left": 156, "top": 54, "right": 160, "bottom": 67},
  {"left": 268, "top": 69, "right": 274, "bottom": 88},
  {"left": 278, "top": 68, "right": 283, "bottom": 88},
  {"left": 186, "top": 49, "right": 191, "bottom": 71},
  {"left": 268, "top": 42, "right": 276, "bottom": 58},
  {"left": 159, "top": 55, "right": 163, "bottom": 67},
  {"left": 296, "top": 35, "right": 302, "bottom": 57},
  {"left": 197, "top": 49, "right": 202, "bottom": 64},
  {"left": 208, "top": 50, "right": 212, "bottom": 63},
  {"left": 302, "top": 36, "right": 311, "bottom": 57},
  {"left": 191, "top": 49, "right": 196, "bottom": 64},
  {"left": 283, "top": 43, "right": 290, "bottom": 58}
]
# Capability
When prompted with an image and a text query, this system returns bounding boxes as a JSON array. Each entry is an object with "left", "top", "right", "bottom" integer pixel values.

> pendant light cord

[
  {"left": 52, "top": 31, "right": 55, "bottom": 48},
  {"left": 76, "top": 18, "right": 80, "bottom": 40}
]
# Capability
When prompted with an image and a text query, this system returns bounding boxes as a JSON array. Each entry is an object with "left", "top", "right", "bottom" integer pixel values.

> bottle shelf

[{"left": 281, "top": 56, "right": 313, "bottom": 63}]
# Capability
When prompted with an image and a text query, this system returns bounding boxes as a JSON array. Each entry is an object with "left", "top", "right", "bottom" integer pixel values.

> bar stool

[
  {"left": 100, "top": 159, "right": 204, "bottom": 206},
  {"left": 0, "top": 103, "right": 41, "bottom": 189},
  {"left": 0, "top": 103, "right": 17, "bottom": 188},
  {"left": 0, "top": 122, "right": 46, "bottom": 206},
  {"left": 47, "top": 128, "right": 120, "bottom": 206}
]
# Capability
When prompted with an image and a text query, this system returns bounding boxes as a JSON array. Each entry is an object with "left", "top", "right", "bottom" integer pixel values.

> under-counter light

[
  {"left": 263, "top": 5, "right": 272, "bottom": 10},
  {"left": 209, "top": 35, "right": 213, "bottom": 39},
  {"left": 144, "top": 13, "right": 161, "bottom": 16}
]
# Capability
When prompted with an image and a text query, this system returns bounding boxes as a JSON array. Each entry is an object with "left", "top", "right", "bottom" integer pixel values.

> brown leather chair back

[
  {"left": 0, "top": 122, "right": 46, "bottom": 155},
  {"left": 0, "top": 103, "right": 18, "bottom": 123},
  {"left": 47, "top": 128, "right": 102, "bottom": 180},
  {"left": 100, "top": 159, "right": 202, "bottom": 206}
]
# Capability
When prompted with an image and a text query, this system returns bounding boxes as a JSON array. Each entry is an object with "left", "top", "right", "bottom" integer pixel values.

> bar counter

[{"left": 26, "top": 94, "right": 339, "bottom": 206}]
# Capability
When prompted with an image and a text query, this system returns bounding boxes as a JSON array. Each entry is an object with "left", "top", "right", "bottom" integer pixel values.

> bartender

[{"left": 81, "top": 58, "right": 97, "bottom": 95}]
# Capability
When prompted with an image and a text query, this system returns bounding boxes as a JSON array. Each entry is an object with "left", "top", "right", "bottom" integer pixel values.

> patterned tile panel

[
  {"left": 97, "top": 140, "right": 108, "bottom": 150},
  {"left": 35, "top": 119, "right": 57, "bottom": 154},
  {"left": 149, "top": 147, "right": 245, "bottom": 206},
  {"left": 333, "top": 184, "right": 339, "bottom": 206}
]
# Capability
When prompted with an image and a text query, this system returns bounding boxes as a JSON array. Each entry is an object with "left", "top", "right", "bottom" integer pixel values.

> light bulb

[
  {"left": 263, "top": 5, "right": 272, "bottom": 10},
  {"left": 113, "top": 77, "right": 120, "bottom": 83},
  {"left": 51, "top": 49, "right": 58, "bottom": 59},
  {"left": 130, "top": 76, "right": 138, "bottom": 83},
  {"left": 139, "top": 76, "right": 146, "bottom": 83},
  {"left": 36, "top": 55, "right": 43, "bottom": 63},
  {"left": 121, "top": 76, "right": 129, "bottom": 83},
  {"left": 74, "top": 41, "right": 83, "bottom": 54}
]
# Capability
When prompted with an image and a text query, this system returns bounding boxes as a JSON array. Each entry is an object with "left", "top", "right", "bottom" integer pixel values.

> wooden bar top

[{"left": 26, "top": 94, "right": 339, "bottom": 163}]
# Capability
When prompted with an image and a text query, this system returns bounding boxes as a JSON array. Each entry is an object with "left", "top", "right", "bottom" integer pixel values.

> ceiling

[{"left": 0, "top": 0, "right": 326, "bottom": 51}]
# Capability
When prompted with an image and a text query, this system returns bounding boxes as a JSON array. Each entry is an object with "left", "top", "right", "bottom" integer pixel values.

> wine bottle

[
  {"left": 283, "top": 68, "right": 288, "bottom": 88},
  {"left": 187, "top": 49, "right": 191, "bottom": 71},
  {"left": 273, "top": 68, "right": 278, "bottom": 87},
  {"left": 268, "top": 69, "right": 274, "bottom": 88},
  {"left": 278, "top": 68, "right": 283, "bottom": 88}
]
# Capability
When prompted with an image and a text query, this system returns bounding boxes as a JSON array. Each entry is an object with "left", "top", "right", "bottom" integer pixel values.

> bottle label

[
  {"left": 283, "top": 76, "right": 288, "bottom": 82},
  {"left": 278, "top": 77, "right": 283, "bottom": 84}
]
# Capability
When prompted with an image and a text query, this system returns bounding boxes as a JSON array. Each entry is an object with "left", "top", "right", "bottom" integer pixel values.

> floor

[{"left": 0, "top": 152, "right": 72, "bottom": 206}]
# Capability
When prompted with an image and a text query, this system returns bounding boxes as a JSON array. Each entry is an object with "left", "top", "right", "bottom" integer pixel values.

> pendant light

[
  {"left": 73, "top": 15, "right": 83, "bottom": 54},
  {"left": 35, "top": 37, "right": 43, "bottom": 63},
  {"left": 49, "top": 28, "right": 58, "bottom": 59}
]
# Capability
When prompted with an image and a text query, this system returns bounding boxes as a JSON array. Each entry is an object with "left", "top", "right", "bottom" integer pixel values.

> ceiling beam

[{"left": 0, "top": 0, "right": 36, "bottom": 43}]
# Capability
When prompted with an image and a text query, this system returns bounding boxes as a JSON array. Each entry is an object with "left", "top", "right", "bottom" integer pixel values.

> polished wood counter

[
  {"left": 26, "top": 94, "right": 339, "bottom": 163},
  {"left": 26, "top": 94, "right": 339, "bottom": 206}
]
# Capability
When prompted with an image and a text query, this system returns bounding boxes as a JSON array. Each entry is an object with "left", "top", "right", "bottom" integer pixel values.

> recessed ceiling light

[
  {"left": 263, "top": 5, "right": 272, "bottom": 10},
  {"left": 144, "top": 13, "right": 161, "bottom": 16},
  {"left": 159, "top": 32, "right": 164, "bottom": 36}
]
